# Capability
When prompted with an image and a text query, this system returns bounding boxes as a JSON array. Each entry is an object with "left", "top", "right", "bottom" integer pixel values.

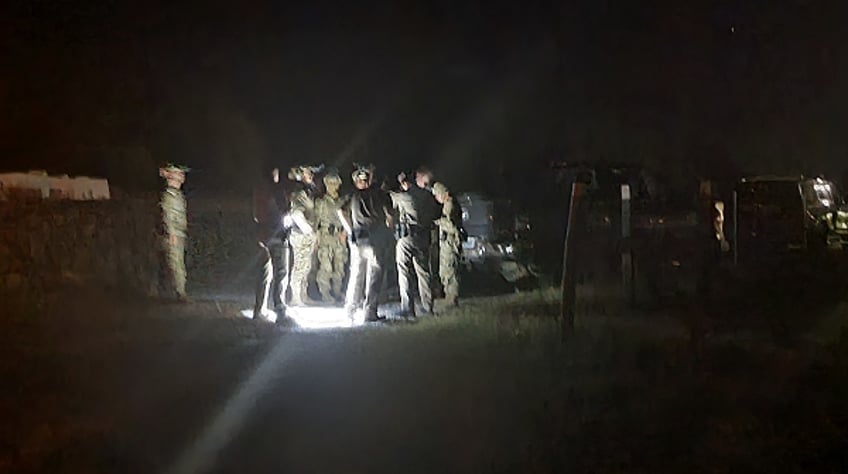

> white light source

[
  {"left": 286, "top": 306, "right": 362, "bottom": 330},
  {"left": 239, "top": 309, "right": 277, "bottom": 323}
]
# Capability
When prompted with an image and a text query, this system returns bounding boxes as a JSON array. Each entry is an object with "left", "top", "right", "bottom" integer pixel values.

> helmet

[
  {"left": 323, "top": 172, "right": 342, "bottom": 185},
  {"left": 288, "top": 166, "right": 304, "bottom": 181},
  {"left": 432, "top": 182, "right": 449, "bottom": 196}
]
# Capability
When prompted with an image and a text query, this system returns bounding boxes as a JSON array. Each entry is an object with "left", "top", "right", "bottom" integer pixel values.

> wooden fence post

[
  {"left": 732, "top": 190, "right": 739, "bottom": 266},
  {"left": 620, "top": 184, "right": 634, "bottom": 304},
  {"left": 561, "top": 181, "right": 585, "bottom": 342}
]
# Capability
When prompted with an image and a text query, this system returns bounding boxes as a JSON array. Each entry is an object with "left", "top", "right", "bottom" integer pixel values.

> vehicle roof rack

[{"left": 740, "top": 175, "right": 804, "bottom": 183}]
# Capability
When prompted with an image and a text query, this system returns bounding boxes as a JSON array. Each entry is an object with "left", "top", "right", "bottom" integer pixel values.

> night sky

[{"left": 2, "top": 0, "right": 847, "bottom": 196}]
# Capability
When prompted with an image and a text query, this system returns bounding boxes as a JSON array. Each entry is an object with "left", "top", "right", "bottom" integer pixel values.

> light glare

[
  {"left": 240, "top": 308, "right": 277, "bottom": 323},
  {"left": 287, "top": 306, "right": 362, "bottom": 330}
]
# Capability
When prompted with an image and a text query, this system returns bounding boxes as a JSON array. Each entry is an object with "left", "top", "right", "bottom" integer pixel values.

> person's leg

[
  {"left": 171, "top": 238, "right": 187, "bottom": 299},
  {"left": 316, "top": 234, "right": 333, "bottom": 302},
  {"left": 363, "top": 244, "right": 385, "bottom": 321},
  {"left": 396, "top": 237, "right": 415, "bottom": 314},
  {"left": 289, "top": 234, "right": 311, "bottom": 305},
  {"left": 345, "top": 243, "right": 366, "bottom": 315},
  {"left": 254, "top": 243, "right": 272, "bottom": 317},
  {"left": 440, "top": 244, "right": 460, "bottom": 306},
  {"left": 268, "top": 239, "right": 287, "bottom": 310},
  {"left": 412, "top": 238, "right": 433, "bottom": 313},
  {"left": 331, "top": 238, "right": 348, "bottom": 299}
]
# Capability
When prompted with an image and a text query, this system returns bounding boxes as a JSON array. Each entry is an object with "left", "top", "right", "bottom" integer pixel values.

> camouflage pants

[
  {"left": 316, "top": 231, "right": 348, "bottom": 301},
  {"left": 289, "top": 232, "right": 316, "bottom": 305},
  {"left": 439, "top": 237, "right": 461, "bottom": 305},
  {"left": 161, "top": 236, "right": 186, "bottom": 299}
]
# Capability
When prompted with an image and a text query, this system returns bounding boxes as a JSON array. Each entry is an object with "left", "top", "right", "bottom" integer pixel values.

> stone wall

[{"left": 0, "top": 195, "right": 258, "bottom": 297}]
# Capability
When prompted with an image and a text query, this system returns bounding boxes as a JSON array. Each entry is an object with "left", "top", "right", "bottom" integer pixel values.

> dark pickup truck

[{"left": 736, "top": 176, "right": 848, "bottom": 261}]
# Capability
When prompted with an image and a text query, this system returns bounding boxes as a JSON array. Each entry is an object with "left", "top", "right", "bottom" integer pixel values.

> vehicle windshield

[
  {"left": 738, "top": 181, "right": 801, "bottom": 210},
  {"left": 802, "top": 180, "right": 838, "bottom": 209}
]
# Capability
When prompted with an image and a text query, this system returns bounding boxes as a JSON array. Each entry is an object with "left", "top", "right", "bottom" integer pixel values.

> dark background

[{"left": 2, "top": 0, "right": 847, "bottom": 200}]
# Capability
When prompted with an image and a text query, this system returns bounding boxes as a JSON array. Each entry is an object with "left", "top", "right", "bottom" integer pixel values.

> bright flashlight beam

[
  {"left": 286, "top": 306, "right": 364, "bottom": 330},
  {"left": 163, "top": 334, "right": 295, "bottom": 474}
]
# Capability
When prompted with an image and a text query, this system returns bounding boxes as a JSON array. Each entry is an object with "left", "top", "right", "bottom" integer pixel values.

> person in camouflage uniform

[
  {"left": 314, "top": 171, "right": 349, "bottom": 303},
  {"left": 159, "top": 164, "right": 189, "bottom": 301},
  {"left": 432, "top": 182, "right": 462, "bottom": 307},
  {"left": 287, "top": 166, "right": 318, "bottom": 306}
]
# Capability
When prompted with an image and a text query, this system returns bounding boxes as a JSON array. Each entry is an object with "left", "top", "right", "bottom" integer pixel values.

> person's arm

[
  {"left": 380, "top": 191, "right": 394, "bottom": 228},
  {"left": 252, "top": 187, "right": 261, "bottom": 224},
  {"left": 337, "top": 195, "right": 353, "bottom": 236},
  {"left": 338, "top": 209, "right": 353, "bottom": 235},
  {"left": 290, "top": 209, "right": 313, "bottom": 235},
  {"left": 289, "top": 190, "right": 314, "bottom": 234}
]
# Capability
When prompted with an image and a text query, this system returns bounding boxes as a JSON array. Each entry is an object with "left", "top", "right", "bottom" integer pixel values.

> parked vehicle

[
  {"left": 456, "top": 192, "right": 536, "bottom": 283},
  {"left": 735, "top": 176, "right": 848, "bottom": 261}
]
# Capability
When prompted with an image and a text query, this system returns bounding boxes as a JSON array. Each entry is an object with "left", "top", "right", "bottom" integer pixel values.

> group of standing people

[{"left": 252, "top": 163, "right": 463, "bottom": 323}]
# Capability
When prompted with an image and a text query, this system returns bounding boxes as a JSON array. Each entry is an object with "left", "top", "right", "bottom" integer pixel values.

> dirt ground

[{"left": 2, "top": 285, "right": 848, "bottom": 473}]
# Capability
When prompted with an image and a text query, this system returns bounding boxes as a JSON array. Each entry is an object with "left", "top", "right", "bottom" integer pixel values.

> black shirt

[
  {"left": 344, "top": 186, "right": 392, "bottom": 236},
  {"left": 400, "top": 185, "right": 441, "bottom": 230},
  {"left": 253, "top": 180, "right": 289, "bottom": 241}
]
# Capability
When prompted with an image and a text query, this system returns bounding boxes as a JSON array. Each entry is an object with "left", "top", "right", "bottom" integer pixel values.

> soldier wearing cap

[
  {"left": 314, "top": 170, "right": 349, "bottom": 303},
  {"left": 287, "top": 165, "right": 318, "bottom": 306},
  {"left": 158, "top": 164, "right": 189, "bottom": 301},
  {"left": 338, "top": 165, "right": 393, "bottom": 321},
  {"left": 433, "top": 182, "right": 463, "bottom": 307}
]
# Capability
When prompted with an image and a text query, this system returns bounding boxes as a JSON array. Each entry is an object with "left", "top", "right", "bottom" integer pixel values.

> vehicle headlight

[{"left": 837, "top": 211, "right": 848, "bottom": 230}]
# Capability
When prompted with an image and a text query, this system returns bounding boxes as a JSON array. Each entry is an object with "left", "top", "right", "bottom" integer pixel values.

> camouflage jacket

[
  {"left": 435, "top": 197, "right": 462, "bottom": 242},
  {"left": 161, "top": 187, "right": 187, "bottom": 239},
  {"left": 290, "top": 189, "right": 315, "bottom": 234},
  {"left": 290, "top": 188, "right": 316, "bottom": 224},
  {"left": 314, "top": 193, "right": 345, "bottom": 232}
]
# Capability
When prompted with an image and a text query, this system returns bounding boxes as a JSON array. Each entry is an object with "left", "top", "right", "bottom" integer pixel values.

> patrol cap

[
  {"left": 159, "top": 163, "right": 190, "bottom": 178},
  {"left": 163, "top": 163, "right": 190, "bottom": 172}
]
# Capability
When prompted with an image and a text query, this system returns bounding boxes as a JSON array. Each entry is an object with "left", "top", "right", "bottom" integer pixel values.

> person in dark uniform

[
  {"left": 389, "top": 168, "right": 441, "bottom": 317},
  {"left": 253, "top": 165, "right": 290, "bottom": 321},
  {"left": 338, "top": 165, "right": 394, "bottom": 322}
]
